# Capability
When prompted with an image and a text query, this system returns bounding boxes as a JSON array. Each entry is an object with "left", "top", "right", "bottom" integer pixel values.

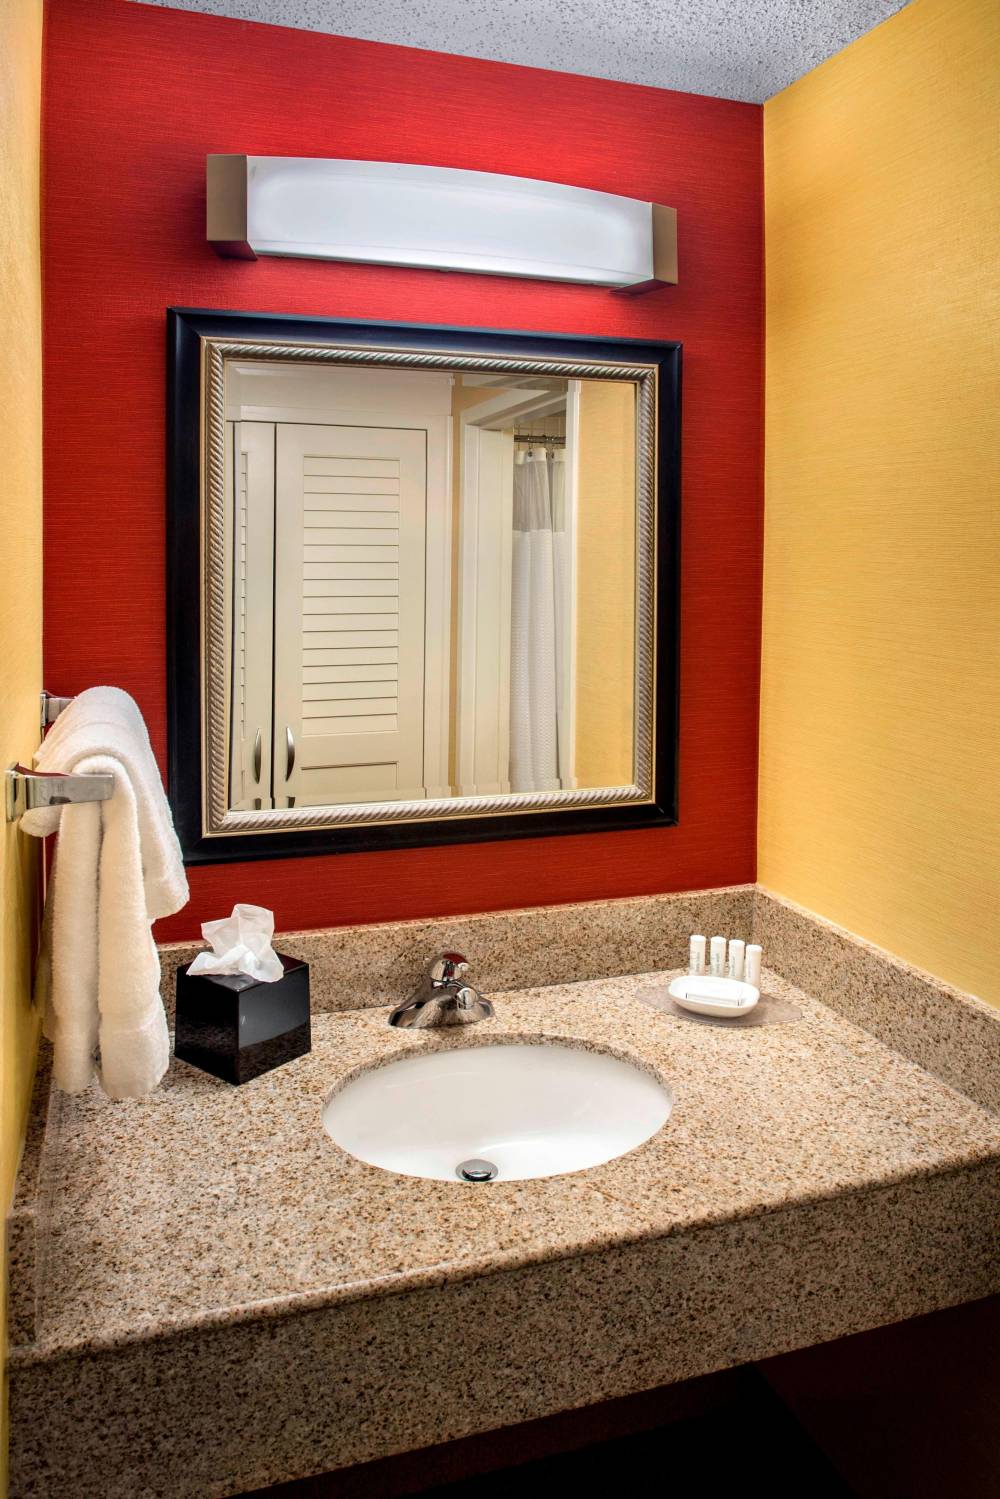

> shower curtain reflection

[{"left": 510, "top": 444, "right": 569, "bottom": 792}]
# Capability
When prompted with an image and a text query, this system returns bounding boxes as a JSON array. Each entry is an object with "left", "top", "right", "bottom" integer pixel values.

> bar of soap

[{"left": 667, "top": 974, "right": 760, "bottom": 1018}]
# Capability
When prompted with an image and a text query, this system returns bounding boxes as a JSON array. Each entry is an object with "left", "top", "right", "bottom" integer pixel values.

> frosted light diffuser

[{"left": 207, "top": 155, "right": 677, "bottom": 292}]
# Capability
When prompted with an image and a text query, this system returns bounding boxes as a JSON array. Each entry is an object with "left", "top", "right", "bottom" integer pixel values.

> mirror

[{"left": 167, "top": 311, "right": 680, "bottom": 861}]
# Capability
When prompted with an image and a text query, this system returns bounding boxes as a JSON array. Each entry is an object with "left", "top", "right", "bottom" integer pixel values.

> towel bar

[{"left": 5, "top": 764, "right": 115, "bottom": 824}]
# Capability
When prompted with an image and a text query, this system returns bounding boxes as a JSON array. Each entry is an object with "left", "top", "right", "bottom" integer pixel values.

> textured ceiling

[{"left": 134, "top": 0, "right": 911, "bottom": 103}]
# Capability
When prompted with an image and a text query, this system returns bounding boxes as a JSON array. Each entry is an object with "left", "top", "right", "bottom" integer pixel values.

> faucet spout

[{"left": 388, "top": 953, "right": 494, "bottom": 1029}]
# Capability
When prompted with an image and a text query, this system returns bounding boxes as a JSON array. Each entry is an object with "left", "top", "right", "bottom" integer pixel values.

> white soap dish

[{"left": 667, "top": 975, "right": 760, "bottom": 1018}]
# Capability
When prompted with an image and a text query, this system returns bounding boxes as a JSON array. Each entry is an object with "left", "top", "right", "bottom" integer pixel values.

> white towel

[{"left": 22, "top": 688, "right": 189, "bottom": 1099}]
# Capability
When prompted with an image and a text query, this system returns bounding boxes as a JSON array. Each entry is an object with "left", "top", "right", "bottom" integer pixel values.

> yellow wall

[
  {"left": 760, "top": 0, "right": 1000, "bottom": 1005},
  {"left": 0, "top": 0, "right": 45, "bottom": 1485},
  {"left": 574, "top": 380, "right": 636, "bottom": 788}
]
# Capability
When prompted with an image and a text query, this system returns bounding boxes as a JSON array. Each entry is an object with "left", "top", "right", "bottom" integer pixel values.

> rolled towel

[{"left": 25, "top": 687, "right": 187, "bottom": 915}]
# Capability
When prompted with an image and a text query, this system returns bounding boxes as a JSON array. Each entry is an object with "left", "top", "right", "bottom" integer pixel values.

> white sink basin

[{"left": 322, "top": 1041, "right": 672, "bottom": 1182}]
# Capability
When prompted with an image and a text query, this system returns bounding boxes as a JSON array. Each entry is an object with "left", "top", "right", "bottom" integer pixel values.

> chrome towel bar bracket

[
  {"left": 6, "top": 764, "right": 115, "bottom": 824},
  {"left": 40, "top": 690, "right": 74, "bottom": 735}
]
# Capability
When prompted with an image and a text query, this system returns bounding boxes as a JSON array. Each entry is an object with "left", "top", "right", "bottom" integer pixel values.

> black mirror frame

[{"left": 167, "top": 307, "right": 681, "bottom": 865}]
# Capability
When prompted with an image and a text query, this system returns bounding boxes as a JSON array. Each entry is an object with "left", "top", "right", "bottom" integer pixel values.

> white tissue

[{"left": 187, "top": 903, "right": 284, "bottom": 983}]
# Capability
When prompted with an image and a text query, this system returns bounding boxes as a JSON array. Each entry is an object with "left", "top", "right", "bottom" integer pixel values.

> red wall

[{"left": 42, "top": 0, "right": 763, "bottom": 941}]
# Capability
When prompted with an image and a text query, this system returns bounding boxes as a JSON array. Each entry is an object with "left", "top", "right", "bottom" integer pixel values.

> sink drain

[{"left": 456, "top": 1158, "right": 499, "bottom": 1182}]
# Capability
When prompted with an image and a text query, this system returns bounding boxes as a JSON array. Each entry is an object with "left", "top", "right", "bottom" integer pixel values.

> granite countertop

[{"left": 15, "top": 967, "right": 1000, "bottom": 1368}]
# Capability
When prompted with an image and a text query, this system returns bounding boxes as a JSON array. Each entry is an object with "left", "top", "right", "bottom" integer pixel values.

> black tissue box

[{"left": 174, "top": 953, "right": 310, "bottom": 1085}]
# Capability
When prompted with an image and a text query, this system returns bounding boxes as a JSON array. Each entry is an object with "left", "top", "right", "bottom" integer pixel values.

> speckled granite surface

[
  {"left": 157, "top": 885, "right": 756, "bottom": 1020},
  {"left": 754, "top": 889, "right": 1000, "bottom": 1113},
  {"left": 9, "top": 963, "right": 1000, "bottom": 1498},
  {"left": 4, "top": 1050, "right": 52, "bottom": 1349}
]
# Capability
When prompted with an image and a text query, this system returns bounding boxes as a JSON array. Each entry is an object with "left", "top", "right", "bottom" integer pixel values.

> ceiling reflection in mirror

[{"left": 220, "top": 358, "right": 641, "bottom": 815}]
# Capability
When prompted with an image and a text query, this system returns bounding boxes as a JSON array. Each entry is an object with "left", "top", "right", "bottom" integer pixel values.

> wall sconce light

[{"left": 207, "top": 155, "right": 677, "bottom": 294}]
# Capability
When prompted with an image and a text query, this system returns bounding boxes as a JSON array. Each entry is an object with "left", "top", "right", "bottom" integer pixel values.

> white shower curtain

[{"left": 510, "top": 446, "right": 568, "bottom": 793}]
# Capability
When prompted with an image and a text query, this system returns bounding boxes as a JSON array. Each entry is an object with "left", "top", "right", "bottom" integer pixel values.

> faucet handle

[{"left": 428, "top": 952, "right": 470, "bottom": 984}]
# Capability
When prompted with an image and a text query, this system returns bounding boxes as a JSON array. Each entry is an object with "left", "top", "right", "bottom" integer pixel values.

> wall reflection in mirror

[{"left": 223, "top": 361, "right": 638, "bottom": 812}]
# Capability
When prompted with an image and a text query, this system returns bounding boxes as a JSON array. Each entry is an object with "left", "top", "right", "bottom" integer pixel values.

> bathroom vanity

[{"left": 8, "top": 886, "right": 1000, "bottom": 1498}]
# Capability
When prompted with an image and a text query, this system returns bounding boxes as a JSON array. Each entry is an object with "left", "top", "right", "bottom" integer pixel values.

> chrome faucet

[{"left": 388, "top": 952, "right": 494, "bottom": 1029}]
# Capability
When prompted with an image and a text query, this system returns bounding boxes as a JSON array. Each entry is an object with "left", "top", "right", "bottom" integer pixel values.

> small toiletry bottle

[
  {"left": 689, "top": 934, "right": 706, "bottom": 975},
  {"left": 727, "top": 939, "right": 745, "bottom": 981},
  {"left": 709, "top": 936, "right": 726, "bottom": 977},
  {"left": 745, "top": 944, "right": 763, "bottom": 988}
]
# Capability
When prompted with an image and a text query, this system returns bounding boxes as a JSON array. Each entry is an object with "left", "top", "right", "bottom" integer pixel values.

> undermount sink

[{"left": 322, "top": 1041, "right": 672, "bottom": 1182}]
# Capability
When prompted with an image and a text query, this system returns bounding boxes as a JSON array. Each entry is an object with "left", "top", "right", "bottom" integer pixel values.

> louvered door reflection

[{"left": 273, "top": 423, "right": 428, "bottom": 806}]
